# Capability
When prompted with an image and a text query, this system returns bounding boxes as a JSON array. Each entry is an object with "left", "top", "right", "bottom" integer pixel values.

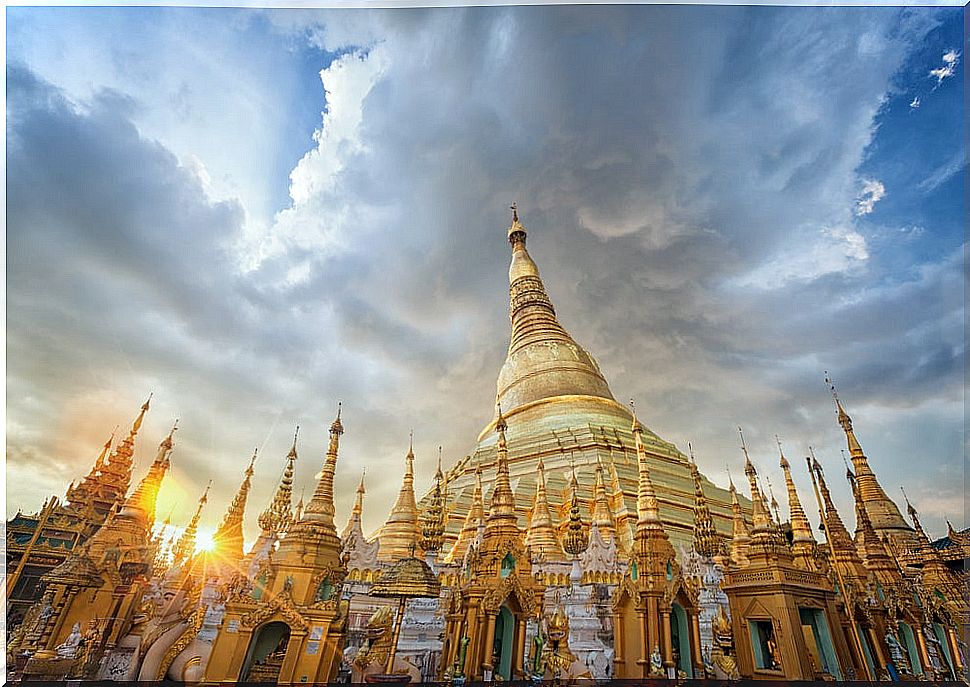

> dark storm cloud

[{"left": 6, "top": 6, "right": 963, "bottom": 541}]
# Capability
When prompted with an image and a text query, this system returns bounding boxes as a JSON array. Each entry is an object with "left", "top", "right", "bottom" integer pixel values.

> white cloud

[
  {"left": 909, "top": 96, "right": 920, "bottom": 109},
  {"left": 731, "top": 224, "right": 869, "bottom": 290},
  {"left": 917, "top": 151, "right": 965, "bottom": 192},
  {"left": 855, "top": 178, "right": 886, "bottom": 215},
  {"left": 929, "top": 48, "right": 959, "bottom": 85}
]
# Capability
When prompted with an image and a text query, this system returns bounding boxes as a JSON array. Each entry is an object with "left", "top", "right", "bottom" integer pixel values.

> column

[
  {"left": 690, "top": 610, "right": 704, "bottom": 676},
  {"left": 481, "top": 613, "right": 497, "bottom": 677},
  {"left": 661, "top": 608, "right": 675, "bottom": 674},
  {"left": 513, "top": 617, "right": 527, "bottom": 678}
]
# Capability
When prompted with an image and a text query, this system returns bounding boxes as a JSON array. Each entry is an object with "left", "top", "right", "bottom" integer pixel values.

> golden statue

[
  {"left": 532, "top": 607, "right": 592, "bottom": 682},
  {"left": 707, "top": 605, "right": 740, "bottom": 680}
]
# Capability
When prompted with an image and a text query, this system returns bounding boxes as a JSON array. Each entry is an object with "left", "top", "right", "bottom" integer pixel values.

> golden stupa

[{"left": 424, "top": 207, "right": 741, "bottom": 558}]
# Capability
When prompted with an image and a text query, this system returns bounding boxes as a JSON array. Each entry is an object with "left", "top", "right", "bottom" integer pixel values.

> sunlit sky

[{"left": 6, "top": 4, "right": 964, "bottom": 548}]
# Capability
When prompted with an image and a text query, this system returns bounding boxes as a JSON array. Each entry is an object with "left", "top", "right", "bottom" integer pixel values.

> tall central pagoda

[{"left": 425, "top": 208, "right": 740, "bottom": 558}]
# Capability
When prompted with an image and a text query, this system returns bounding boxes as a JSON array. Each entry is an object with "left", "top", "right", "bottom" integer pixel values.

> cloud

[
  {"left": 909, "top": 96, "right": 920, "bottom": 109},
  {"left": 5, "top": 7, "right": 964, "bottom": 543},
  {"left": 929, "top": 48, "right": 959, "bottom": 84},
  {"left": 855, "top": 178, "right": 886, "bottom": 215},
  {"left": 917, "top": 150, "right": 965, "bottom": 192}
]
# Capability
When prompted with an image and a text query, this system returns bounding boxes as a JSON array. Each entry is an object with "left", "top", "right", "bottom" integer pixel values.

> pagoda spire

[
  {"left": 524, "top": 457, "right": 561, "bottom": 559},
  {"left": 631, "top": 400, "right": 660, "bottom": 527},
  {"left": 688, "top": 443, "right": 721, "bottom": 558},
  {"left": 728, "top": 475, "right": 751, "bottom": 566},
  {"left": 487, "top": 405, "right": 517, "bottom": 522},
  {"left": 901, "top": 488, "right": 937, "bottom": 558},
  {"left": 495, "top": 205, "right": 614, "bottom": 421},
  {"left": 809, "top": 453, "right": 866, "bottom": 583},
  {"left": 120, "top": 419, "right": 176, "bottom": 524},
  {"left": 739, "top": 427, "right": 772, "bottom": 537},
  {"left": 563, "top": 468, "right": 589, "bottom": 583},
  {"left": 777, "top": 438, "right": 815, "bottom": 566},
  {"left": 257, "top": 426, "right": 298, "bottom": 538},
  {"left": 65, "top": 430, "right": 116, "bottom": 509},
  {"left": 341, "top": 469, "right": 380, "bottom": 571},
  {"left": 825, "top": 373, "right": 912, "bottom": 542},
  {"left": 378, "top": 430, "right": 422, "bottom": 560},
  {"left": 421, "top": 447, "right": 448, "bottom": 556},
  {"left": 342, "top": 470, "right": 367, "bottom": 540},
  {"left": 447, "top": 464, "right": 485, "bottom": 563},
  {"left": 173, "top": 481, "right": 211, "bottom": 567},
  {"left": 100, "top": 395, "right": 152, "bottom": 495},
  {"left": 847, "top": 468, "right": 899, "bottom": 577},
  {"left": 606, "top": 441, "right": 635, "bottom": 554},
  {"left": 303, "top": 406, "right": 343, "bottom": 525},
  {"left": 212, "top": 449, "right": 256, "bottom": 565},
  {"left": 590, "top": 459, "right": 616, "bottom": 542}
]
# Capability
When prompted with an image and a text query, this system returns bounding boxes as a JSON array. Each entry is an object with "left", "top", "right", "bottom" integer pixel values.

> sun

[{"left": 194, "top": 527, "right": 217, "bottom": 554}]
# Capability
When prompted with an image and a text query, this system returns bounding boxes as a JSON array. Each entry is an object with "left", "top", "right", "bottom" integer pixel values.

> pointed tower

[
  {"left": 247, "top": 430, "right": 299, "bottom": 572},
  {"left": 484, "top": 406, "right": 518, "bottom": 536},
  {"left": 590, "top": 459, "right": 617, "bottom": 544},
  {"left": 257, "top": 428, "right": 298, "bottom": 538},
  {"left": 495, "top": 205, "right": 614, "bottom": 419},
  {"left": 211, "top": 450, "right": 256, "bottom": 570},
  {"left": 729, "top": 477, "right": 751, "bottom": 567},
  {"left": 846, "top": 469, "right": 904, "bottom": 591},
  {"left": 378, "top": 433, "right": 423, "bottom": 561},
  {"left": 777, "top": 438, "right": 817, "bottom": 568},
  {"left": 446, "top": 465, "right": 485, "bottom": 564},
  {"left": 421, "top": 448, "right": 448, "bottom": 562},
  {"left": 562, "top": 468, "right": 590, "bottom": 582},
  {"left": 613, "top": 403, "right": 694, "bottom": 679},
  {"left": 826, "top": 375, "right": 915, "bottom": 550},
  {"left": 99, "top": 395, "right": 153, "bottom": 499},
  {"left": 341, "top": 471, "right": 380, "bottom": 573},
  {"left": 607, "top": 448, "right": 635, "bottom": 555},
  {"left": 16, "top": 418, "right": 174, "bottom": 671},
  {"left": 810, "top": 456, "right": 868, "bottom": 585},
  {"left": 524, "top": 457, "right": 561, "bottom": 560},
  {"left": 687, "top": 444, "right": 721, "bottom": 559},
  {"left": 418, "top": 207, "right": 741, "bottom": 563},
  {"left": 207, "top": 405, "right": 350, "bottom": 684},
  {"left": 172, "top": 482, "right": 210, "bottom": 569},
  {"left": 441, "top": 405, "right": 542, "bottom": 682},
  {"left": 64, "top": 431, "right": 115, "bottom": 514}
]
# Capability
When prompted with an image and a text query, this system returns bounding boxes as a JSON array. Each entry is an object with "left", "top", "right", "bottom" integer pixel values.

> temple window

[
  {"left": 748, "top": 620, "right": 782, "bottom": 671},
  {"left": 500, "top": 553, "right": 516, "bottom": 578}
]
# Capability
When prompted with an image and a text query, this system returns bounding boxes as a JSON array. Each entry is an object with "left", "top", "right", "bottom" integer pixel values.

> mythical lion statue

[
  {"left": 531, "top": 607, "right": 592, "bottom": 683},
  {"left": 347, "top": 605, "right": 421, "bottom": 682},
  {"left": 705, "top": 605, "right": 740, "bottom": 680}
]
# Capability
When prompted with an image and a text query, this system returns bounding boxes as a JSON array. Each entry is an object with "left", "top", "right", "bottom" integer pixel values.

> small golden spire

[
  {"left": 173, "top": 481, "right": 211, "bottom": 566},
  {"left": 739, "top": 427, "right": 771, "bottom": 535},
  {"left": 688, "top": 442, "right": 721, "bottom": 558},
  {"left": 258, "top": 430, "right": 298, "bottom": 536},
  {"left": 777, "top": 436, "right": 814, "bottom": 548},
  {"left": 562, "top": 468, "right": 589, "bottom": 557},
  {"left": 525, "top": 456, "right": 561, "bottom": 559},
  {"left": 630, "top": 399, "right": 660, "bottom": 526},
  {"left": 213, "top": 450, "right": 257, "bottom": 564},
  {"left": 378, "top": 433, "right": 423, "bottom": 560},
  {"left": 488, "top": 402, "right": 516, "bottom": 520},
  {"left": 729, "top": 477, "right": 751, "bottom": 566},
  {"left": 302, "top": 405, "right": 343, "bottom": 527}
]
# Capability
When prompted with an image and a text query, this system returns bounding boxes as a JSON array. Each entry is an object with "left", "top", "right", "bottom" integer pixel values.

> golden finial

[
  {"left": 510, "top": 202, "right": 518, "bottom": 223},
  {"left": 495, "top": 402, "right": 507, "bottom": 432},
  {"left": 687, "top": 441, "right": 695, "bottom": 463},
  {"left": 201, "top": 480, "right": 212, "bottom": 504},
  {"left": 247, "top": 447, "right": 257, "bottom": 474},
  {"left": 330, "top": 402, "right": 343, "bottom": 435}
]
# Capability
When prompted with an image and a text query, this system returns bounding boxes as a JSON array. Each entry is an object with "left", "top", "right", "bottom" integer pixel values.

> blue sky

[{"left": 5, "top": 5, "right": 965, "bottom": 545}]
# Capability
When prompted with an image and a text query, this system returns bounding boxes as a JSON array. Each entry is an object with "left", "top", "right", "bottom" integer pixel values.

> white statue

[{"left": 56, "top": 623, "right": 84, "bottom": 658}]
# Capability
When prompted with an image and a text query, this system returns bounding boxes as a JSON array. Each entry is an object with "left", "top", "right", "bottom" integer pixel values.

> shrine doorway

[
  {"left": 241, "top": 621, "right": 291, "bottom": 682},
  {"left": 670, "top": 602, "right": 693, "bottom": 677},
  {"left": 492, "top": 605, "right": 515, "bottom": 680}
]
